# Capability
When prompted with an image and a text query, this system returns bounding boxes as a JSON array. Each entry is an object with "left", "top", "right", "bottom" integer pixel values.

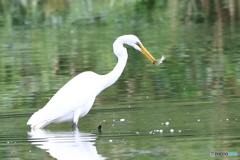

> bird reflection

[{"left": 28, "top": 128, "right": 106, "bottom": 160}]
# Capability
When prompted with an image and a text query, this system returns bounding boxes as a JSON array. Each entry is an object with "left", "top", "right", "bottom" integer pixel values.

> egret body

[{"left": 27, "top": 35, "right": 161, "bottom": 129}]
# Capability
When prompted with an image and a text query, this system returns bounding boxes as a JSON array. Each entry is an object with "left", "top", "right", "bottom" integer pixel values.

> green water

[{"left": 0, "top": 0, "right": 240, "bottom": 159}]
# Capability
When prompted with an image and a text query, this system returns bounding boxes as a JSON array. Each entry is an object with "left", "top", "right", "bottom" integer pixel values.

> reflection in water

[{"left": 28, "top": 129, "right": 106, "bottom": 160}]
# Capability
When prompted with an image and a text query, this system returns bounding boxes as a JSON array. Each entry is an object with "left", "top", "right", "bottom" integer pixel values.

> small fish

[{"left": 153, "top": 55, "right": 166, "bottom": 66}]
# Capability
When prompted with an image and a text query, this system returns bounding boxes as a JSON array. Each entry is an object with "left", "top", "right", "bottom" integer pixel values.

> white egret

[{"left": 27, "top": 35, "right": 165, "bottom": 129}]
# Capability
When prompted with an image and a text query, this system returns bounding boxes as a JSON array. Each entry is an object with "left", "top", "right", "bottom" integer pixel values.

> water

[
  {"left": 1, "top": 1, "right": 240, "bottom": 159},
  {"left": 1, "top": 101, "right": 240, "bottom": 159}
]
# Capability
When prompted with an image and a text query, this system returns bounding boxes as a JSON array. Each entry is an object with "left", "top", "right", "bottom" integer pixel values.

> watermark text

[{"left": 210, "top": 151, "right": 238, "bottom": 157}]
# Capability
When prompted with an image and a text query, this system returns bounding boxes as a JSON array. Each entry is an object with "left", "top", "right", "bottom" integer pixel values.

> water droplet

[{"left": 120, "top": 119, "right": 125, "bottom": 122}]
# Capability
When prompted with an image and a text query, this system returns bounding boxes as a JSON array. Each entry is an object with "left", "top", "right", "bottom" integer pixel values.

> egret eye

[{"left": 136, "top": 42, "right": 141, "bottom": 46}]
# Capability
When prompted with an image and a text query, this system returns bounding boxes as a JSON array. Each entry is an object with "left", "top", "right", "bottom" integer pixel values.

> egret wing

[{"left": 27, "top": 71, "right": 100, "bottom": 127}]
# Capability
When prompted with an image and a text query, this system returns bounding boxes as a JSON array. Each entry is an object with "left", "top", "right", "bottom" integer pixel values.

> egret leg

[
  {"left": 72, "top": 109, "right": 82, "bottom": 128},
  {"left": 72, "top": 122, "right": 78, "bottom": 129}
]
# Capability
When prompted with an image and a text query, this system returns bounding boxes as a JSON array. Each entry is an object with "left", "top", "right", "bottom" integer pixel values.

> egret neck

[{"left": 99, "top": 40, "right": 128, "bottom": 92}]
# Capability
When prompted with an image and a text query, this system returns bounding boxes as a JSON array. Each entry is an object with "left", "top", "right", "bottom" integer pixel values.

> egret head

[
  {"left": 115, "top": 35, "right": 156, "bottom": 63},
  {"left": 121, "top": 35, "right": 142, "bottom": 51}
]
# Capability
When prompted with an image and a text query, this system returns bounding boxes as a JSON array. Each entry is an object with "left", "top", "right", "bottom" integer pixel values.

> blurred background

[
  {"left": 0, "top": 0, "right": 240, "bottom": 109},
  {"left": 0, "top": 0, "right": 240, "bottom": 159}
]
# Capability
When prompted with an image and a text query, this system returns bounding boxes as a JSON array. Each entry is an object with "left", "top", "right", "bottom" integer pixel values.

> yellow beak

[{"left": 138, "top": 44, "right": 156, "bottom": 63}]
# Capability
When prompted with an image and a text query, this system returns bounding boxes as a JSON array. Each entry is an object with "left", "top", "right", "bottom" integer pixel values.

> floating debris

[{"left": 97, "top": 125, "right": 102, "bottom": 130}]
